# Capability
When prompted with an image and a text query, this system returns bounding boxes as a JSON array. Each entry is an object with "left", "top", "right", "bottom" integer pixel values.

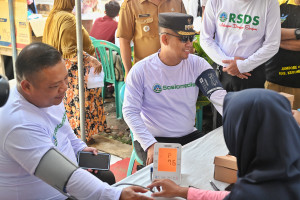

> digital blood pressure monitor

[{"left": 153, "top": 143, "right": 182, "bottom": 184}]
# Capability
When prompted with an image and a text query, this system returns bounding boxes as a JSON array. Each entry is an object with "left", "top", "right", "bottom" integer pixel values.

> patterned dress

[{"left": 64, "top": 55, "right": 106, "bottom": 141}]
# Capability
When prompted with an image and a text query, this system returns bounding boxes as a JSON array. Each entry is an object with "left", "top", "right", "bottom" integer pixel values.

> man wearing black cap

[{"left": 123, "top": 12, "right": 227, "bottom": 166}]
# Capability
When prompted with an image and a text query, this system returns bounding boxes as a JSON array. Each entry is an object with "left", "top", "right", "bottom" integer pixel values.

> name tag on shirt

[{"left": 139, "top": 14, "right": 150, "bottom": 18}]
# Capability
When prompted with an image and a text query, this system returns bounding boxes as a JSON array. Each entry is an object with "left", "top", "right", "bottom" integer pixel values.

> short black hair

[
  {"left": 16, "top": 42, "right": 62, "bottom": 83},
  {"left": 105, "top": 1, "right": 120, "bottom": 18}
]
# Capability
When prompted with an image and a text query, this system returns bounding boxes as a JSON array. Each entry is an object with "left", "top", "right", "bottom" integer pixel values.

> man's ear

[
  {"left": 161, "top": 34, "right": 169, "bottom": 46},
  {"left": 20, "top": 80, "right": 32, "bottom": 95}
]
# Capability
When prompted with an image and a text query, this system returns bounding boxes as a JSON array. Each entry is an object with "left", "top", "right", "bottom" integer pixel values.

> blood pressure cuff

[
  {"left": 34, "top": 148, "right": 78, "bottom": 195},
  {"left": 195, "top": 69, "right": 223, "bottom": 98}
]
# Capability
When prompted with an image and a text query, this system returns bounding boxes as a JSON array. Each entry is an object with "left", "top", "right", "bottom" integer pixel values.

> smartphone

[{"left": 77, "top": 151, "right": 110, "bottom": 171}]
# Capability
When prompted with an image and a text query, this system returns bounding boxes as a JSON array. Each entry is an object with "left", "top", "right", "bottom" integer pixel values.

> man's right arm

[
  {"left": 119, "top": 38, "right": 133, "bottom": 78},
  {"left": 122, "top": 67, "right": 157, "bottom": 155},
  {"left": 200, "top": 0, "right": 233, "bottom": 66},
  {"left": 67, "top": 169, "right": 153, "bottom": 200},
  {"left": 5, "top": 126, "right": 152, "bottom": 200}
]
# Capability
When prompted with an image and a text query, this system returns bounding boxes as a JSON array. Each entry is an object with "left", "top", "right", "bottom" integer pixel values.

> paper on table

[{"left": 87, "top": 67, "right": 104, "bottom": 89}]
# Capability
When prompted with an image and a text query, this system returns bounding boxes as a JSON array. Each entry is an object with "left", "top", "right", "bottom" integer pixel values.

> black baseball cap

[{"left": 158, "top": 12, "right": 195, "bottom": 36}]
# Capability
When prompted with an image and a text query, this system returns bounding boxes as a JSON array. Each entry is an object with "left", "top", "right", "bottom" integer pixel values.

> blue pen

[{"left": 150, "top": 167, "right": 153, "bottom": 181}]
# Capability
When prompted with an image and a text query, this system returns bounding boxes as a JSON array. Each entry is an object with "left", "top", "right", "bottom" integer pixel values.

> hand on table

[
  {"left": 120, "top": 186, "right": 154, "bottom": 200},
  {"left": 147, "top": 179, "right": 188, "bottom": 199},
  {"left": 82, "top": 147, "right": 99, "bottom": 174}
]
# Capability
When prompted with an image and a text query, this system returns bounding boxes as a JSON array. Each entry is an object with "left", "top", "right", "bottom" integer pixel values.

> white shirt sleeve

[
  {"left": 67, "top": 168, "right": 122, "bottom": 200},
  {"left": 200, "top": 0, "right": 234, "bottom": 66},
  {"left": 210, "top": 90, "right": 226, "bottom": 116},
  {"left": 122, "top": 67, "right": 157, "bottom": 151},
  {"left": 201, "top": 0, "right": 208, "bottom": 7},
  {"left": 198, "top": 59, "right": 226, "bottom": 116},
  {"left": 236, "top": 0, "right": 281, "bottom": 73},
  {"left": 66, "top": 123, "right": 87, "bottom": 155},
  {"left": 5, "top": 124, "right": 121, "bottom": 200},
  {"left": 4, "top": 124, "right": 55, "bottom": 175}
]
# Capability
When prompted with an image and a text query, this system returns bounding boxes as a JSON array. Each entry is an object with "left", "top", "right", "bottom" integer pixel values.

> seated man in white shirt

[
  {"left": 0, "top": 43, "right": 152, "bottom": 200},
  {"left": 123, "top": 12, "right": 227, "bottom": 166}
]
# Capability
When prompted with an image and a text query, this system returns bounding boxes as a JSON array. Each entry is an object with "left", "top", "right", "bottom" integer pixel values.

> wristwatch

[{"left": 295, "top": 28, "right": 300, "bottom": 40}]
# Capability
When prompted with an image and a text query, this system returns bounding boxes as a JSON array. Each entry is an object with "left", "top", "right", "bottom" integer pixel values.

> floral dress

[{"left": 64, "top": 55, "right": 106, "bottom": 141}]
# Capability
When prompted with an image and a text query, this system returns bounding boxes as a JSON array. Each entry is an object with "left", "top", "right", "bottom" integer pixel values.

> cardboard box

[
  {"left": 0, "top": 0, "right": 45, "bottom": 49},
  {"left": 214, "top": 155, "right": 238, "bottom": 183},
  {"left": 279, "top": 92, "right": 294, "bottom": 108},
  {"left": 29, "top": 17, "right": 47, "bottom": 37}
]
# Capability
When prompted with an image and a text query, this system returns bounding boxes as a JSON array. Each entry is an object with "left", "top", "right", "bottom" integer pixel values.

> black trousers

[
  {"left": 93, "top": 170, "right": 116, "bottom": 185},
  {"left": 218, "top": 64, "right": 266, "bottom": 92},
  {"left": 134, "top": 130, "right": 205, "bottom": 165},
  {"left": 65, "top": 170, "right": 115, "bottom": 199}
]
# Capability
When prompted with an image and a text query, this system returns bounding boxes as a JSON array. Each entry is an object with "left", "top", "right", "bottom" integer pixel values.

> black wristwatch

[{"left": 295, "top": 28, "right": 300, "bottom": 40}]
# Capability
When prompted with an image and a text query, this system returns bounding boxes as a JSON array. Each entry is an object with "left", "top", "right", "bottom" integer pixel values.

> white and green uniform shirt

[
  {"left": 123, "top": 53, "right": 226, "bottom": 150},
  {"left": 200, "top": 0, "right": 281, "bottom": 73}
]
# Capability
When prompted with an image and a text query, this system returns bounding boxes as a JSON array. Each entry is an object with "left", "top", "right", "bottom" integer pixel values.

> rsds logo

[
  {"left": 219, "top": 11, "right": 260, "bottom": 26},
  {"left": 152, "top": 83, "right": 162, "bottom": 93},
  {"left": 219, "top": 12, "right": 228, "bottom": 22}
]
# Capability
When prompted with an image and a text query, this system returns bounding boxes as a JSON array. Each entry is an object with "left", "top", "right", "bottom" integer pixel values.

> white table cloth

[{"left": 114, "top": 127, "right": 230, "bottom": 199}]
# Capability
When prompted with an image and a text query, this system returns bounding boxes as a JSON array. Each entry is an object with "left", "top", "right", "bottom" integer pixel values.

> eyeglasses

[{"left": 160, "top": 32, "right": 196, "bottom": 43}]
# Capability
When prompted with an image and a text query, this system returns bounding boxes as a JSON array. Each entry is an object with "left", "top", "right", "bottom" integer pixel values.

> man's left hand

[
  {"left": 82, "top": 147, "right": 99, "bottom": 173},
  {"left": 146, "top": 143, "right": 156, "bottom": 165}
]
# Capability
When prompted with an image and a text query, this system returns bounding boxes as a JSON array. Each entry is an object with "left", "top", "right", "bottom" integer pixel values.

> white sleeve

[
  {"left": 197, "top": 58, "right": 226, "bottom": 116},
  {"left": 4, "top": 124, "right": 55, "bottom": 175},
  {"left": 200, "top": 0, "right": 234, "bottom": 66},
  {"left": 66, "top": 168, "right": 122, "bottom": 200},
  {"left": 236, "top": 0, "right": 281, "bottom": 73},
  {"left": 122, "top": 67, "right": 157, "bottom": 151},
  {"left": 210, "top": 90, "right": 226, "bottom": 116},
  {"left": 201, "top": 0, "right": 208, "bottom": 6},
  {"left": 66, "top": 121, "right": 87, "bottom": 155}
]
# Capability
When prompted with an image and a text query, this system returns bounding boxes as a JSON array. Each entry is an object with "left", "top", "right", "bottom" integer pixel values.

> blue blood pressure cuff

[{"left": 195, "top": 69, "right": 223, "bottom": 98}]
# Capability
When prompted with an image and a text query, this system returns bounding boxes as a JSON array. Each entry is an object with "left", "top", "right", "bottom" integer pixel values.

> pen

[
  {"left": 150, "top": 167, "right": 153, "bottom": 182},
  {"left": 209, "top": 180, "right": 220, "bottom": 191}
]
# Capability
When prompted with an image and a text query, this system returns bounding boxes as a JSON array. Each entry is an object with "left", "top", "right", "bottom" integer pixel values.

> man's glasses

[{"left": 160, "top": 32, "right": 195, "bottom": 43}]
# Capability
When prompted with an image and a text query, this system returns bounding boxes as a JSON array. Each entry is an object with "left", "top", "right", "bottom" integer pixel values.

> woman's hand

[
  {"left": 88, "top": 56, "right": 102, "bottom": 74},
  {"left": 147, "top": 179, "right": 188, "bottom": 198}
]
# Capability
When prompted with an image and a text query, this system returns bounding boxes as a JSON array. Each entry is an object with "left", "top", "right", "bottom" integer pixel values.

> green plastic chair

[
  {"left": 91, "top": 39, "right": 125, "bottom": 119},
  {"left": 119, "top": 84, "right": 144, "bottom": 176},
  {"left": 127, "top": 130, "right": 144, "bottom": 176},
  {"left": 90, "top": 36, "right": 96, "bottom": 42}
]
